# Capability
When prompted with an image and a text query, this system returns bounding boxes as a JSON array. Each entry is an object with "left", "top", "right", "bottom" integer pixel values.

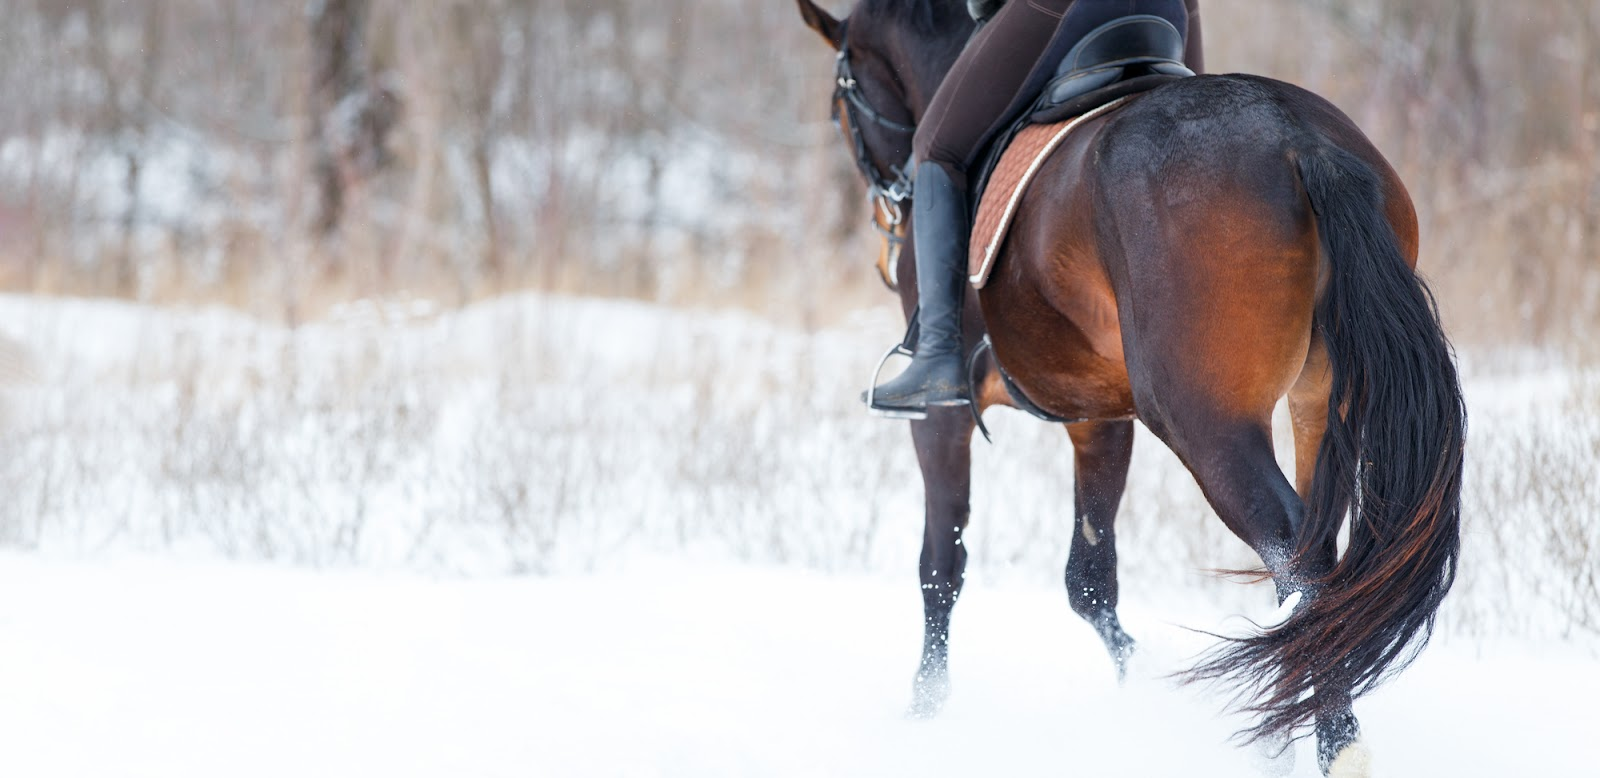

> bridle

[{"left": 832, "top": 36, "right": 917, "bottom": 291}]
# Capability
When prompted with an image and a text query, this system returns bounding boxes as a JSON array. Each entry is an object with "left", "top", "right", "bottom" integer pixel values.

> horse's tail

[{"left": 1190, "top": 143, "right": 1466, "bottom": 741}]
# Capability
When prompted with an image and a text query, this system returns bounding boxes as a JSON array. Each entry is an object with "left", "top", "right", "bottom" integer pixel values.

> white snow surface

[
  {"left": 0, "top": 292, "right": 1596, "bottom": 775},
  {"left": 1, "top": 553, "right": 1595, "bottom": 778}
]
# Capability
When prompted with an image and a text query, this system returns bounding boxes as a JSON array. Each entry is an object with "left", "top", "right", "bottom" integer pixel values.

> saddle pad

[{"left": 968, "top": 96, "right": 1131, "bottom": 289}]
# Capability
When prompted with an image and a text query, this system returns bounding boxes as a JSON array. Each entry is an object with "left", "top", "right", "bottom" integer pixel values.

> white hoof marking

[{"left": 1327, "top": 738, "right": 1373, "bottom": 778}]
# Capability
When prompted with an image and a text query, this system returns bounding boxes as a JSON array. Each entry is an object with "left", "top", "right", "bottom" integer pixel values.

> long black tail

[{"left": 1189, "top": 144, "right": 1467, "bottom": 741}]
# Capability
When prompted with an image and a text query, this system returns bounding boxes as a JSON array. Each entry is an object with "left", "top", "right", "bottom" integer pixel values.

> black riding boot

[{"left": 867, "top": 161, "right": 971, "bottom": 411}]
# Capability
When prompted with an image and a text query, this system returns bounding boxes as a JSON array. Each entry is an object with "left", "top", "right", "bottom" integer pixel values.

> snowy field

[
  {"left": 2, "top": 555, "right": 1597, "bottom": 777},
  {"left": 0, "top": 292, "right": 1596, "bottom": 776}
]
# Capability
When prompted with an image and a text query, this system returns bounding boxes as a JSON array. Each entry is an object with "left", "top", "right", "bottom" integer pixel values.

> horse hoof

[
  {"left": 1317, "top": 709, "right": 1363, "bottom": 776},
  {"left": 1324, "top": 739, "right": 1372, "bottom": 778}
]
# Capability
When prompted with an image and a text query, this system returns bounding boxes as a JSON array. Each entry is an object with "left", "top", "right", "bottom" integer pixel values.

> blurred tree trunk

[
  {"left": 1452, "top": 3, "right": 1486, "bottom": 163},
  {"left": 304, "top": 0, "right": 358, "bottom": 236},
  {"left": 453, "top": 1, "right": 505, "bottom": 283},
  {"left": 309, "top": 0, "right": 364, "bottom": 237},
  {"left": 84, "top": 0, "right": 163, "bottom": 294},
  {"left": 123, "top": 3, "right": 164, "bottom": 294},
  {"left": 644, "top": 1, "right": 693, "bottom": 291},
  {"left": 1579, "top": 0, "right": 1598, "bottom": 269},
  {"left": 471, "top": 137, "right": 500, "bottom": 280},
  {"left": 308, "top": 0, "right": 399, "bottom": 243}
]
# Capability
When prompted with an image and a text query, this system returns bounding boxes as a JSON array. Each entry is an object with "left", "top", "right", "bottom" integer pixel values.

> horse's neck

[{"left": 885, "top": 26, "right": 970, "bottom": 123}]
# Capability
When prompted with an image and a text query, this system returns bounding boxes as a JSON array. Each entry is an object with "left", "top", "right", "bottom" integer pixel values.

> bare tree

[
  {"left": 308, "top": 0, "right": 399, "bottom": 238},
  {"left": 0, "top": 0, "right": 1591, "bottom": 337}
]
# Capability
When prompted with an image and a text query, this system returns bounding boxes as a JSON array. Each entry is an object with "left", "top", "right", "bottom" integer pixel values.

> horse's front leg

[
  {"left": 1064, "top": 419, "right": 1138, "bottom": 681},
  {"left": 907, "top": 405, "right": 975, "bottom": 718}
]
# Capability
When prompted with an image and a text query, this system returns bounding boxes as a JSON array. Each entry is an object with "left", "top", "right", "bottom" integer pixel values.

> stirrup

[{"left": 864, "top": 342, "right": 929, "bottom": 420}]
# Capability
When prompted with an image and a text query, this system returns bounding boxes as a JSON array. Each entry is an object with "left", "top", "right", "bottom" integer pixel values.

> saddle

[{"left": 966, "top": 15, "right": 1194, "bottom": 287}]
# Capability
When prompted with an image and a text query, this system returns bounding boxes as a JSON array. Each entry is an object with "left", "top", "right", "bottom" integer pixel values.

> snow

[
  {"left": 0, "top": 291, "right": 1595, "bottom": 775},
  {"left": 2, "top": 291, "right": 1593, "bottom": 635},
  {"left": 1, "top": 553, "right": 1596, "bottom": 777}
]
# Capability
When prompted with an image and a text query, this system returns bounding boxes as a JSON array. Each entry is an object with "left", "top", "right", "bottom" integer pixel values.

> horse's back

[{"left": 1098, "top": 74, "right": 1417, "bottom": 260}]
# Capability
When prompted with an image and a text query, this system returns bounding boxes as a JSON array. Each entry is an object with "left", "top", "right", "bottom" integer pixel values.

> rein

[{"left": 832, "top": 38, "right": 917, "bottom": 291}]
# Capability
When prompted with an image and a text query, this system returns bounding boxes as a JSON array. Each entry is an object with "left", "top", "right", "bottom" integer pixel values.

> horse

[{"left": 795, "top": 1, "right": 1465, "bottom": 774}]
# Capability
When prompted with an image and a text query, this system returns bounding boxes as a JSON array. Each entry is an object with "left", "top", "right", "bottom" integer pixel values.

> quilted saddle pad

[{"left": 968, "top": 97, "right": 1131, "bottom": 288}]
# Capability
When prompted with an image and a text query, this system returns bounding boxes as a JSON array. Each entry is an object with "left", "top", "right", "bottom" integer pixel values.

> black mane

[{"left": 854, "top": 0, "right": 966, "bottom": 36}]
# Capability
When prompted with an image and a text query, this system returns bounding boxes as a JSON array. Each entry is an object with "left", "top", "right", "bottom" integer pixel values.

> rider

[{"left": 868, "top": 0, "right": 1204, "bottom": 413}]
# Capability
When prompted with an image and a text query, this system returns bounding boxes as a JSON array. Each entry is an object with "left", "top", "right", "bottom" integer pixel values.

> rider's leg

[
  {"left": 869, "top": 1, "right": 1065, "bottom": 411},
  {"left": 870, "top": 0, "right": 1191, "bottom": 412},
  {"left": 1183, "top": 0, "right": 1204, "bottom": 73},
  {"left": 868, "top": 158, "right": 971, "bottom": 410}
]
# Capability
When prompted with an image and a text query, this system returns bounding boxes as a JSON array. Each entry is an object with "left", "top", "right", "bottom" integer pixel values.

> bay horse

[{"left": 796, "top": 1, "right": 1465, "bottom": 774}]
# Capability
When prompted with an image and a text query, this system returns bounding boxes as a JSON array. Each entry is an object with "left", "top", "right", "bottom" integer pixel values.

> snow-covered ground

[
  {"left": 0, "top": 292, "right": 1594, "bottom": 633},
  {"left": 1, "top": 553, "right": 1596, "bottom": 777},
  {"left": 0, "top": 292, "right": 1596, "bottom": 776}
]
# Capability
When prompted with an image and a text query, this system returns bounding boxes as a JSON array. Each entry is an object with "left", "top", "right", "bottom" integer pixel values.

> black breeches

[{"left": 913, "top": 0, "right": 1196, "bottom": 187}]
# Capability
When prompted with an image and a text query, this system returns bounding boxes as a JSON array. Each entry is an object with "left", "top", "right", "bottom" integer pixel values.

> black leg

[
  {"left": 1156, "top": 420, "right": 1365, "bottom": 775},
  {"left": 1303, "top": 540, "right": 1363, "bottom": 776},
  {"left": 907, "top": 405, "right": 975, "bottom": 718},
  {"left": 1316, "top": 705, "right": 1364, "bottom": 775},
  {"left": 1063, "top": 420, "right": 1137, "bottom": 680}
]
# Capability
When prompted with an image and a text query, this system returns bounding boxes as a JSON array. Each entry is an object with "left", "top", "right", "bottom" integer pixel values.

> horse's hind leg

[
  {"left": 1064, "top": 419, "right": 1137, "bottom": 680},
  {"left": 1287, "top": 344, "right": 1368, "bottom": 774},
  {"left": 1287, "top": 342, "right": 1332, "bottom": 500},
  {"left": 1153, "top": 418, "right": 1304, "bottom": 589},
  {"left": 1154, "top": 408, "right": 1362, "bottom": 774},
  {"left": 907, "top": 405, "right": 976, "bottom": 718}
]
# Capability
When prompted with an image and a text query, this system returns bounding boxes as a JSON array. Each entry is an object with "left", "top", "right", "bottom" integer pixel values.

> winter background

[{"left": 0, "top": 1, "right": 1597, "bottom": 777}]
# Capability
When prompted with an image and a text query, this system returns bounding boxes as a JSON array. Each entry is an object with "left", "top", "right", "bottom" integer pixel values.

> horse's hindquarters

[{"left": 1096, "top": 79, "right": 1325, "bottom": 430}]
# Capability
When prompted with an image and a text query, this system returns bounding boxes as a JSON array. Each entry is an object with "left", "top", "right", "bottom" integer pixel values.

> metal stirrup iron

[{"left": 864, "top": 311, "right": 927, "bottom": 420}]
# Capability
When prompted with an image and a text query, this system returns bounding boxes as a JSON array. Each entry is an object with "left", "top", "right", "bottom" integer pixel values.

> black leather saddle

[{"left": 969, "top": 14, "right": 1195, "bottom": 208}]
